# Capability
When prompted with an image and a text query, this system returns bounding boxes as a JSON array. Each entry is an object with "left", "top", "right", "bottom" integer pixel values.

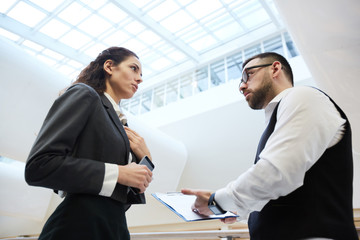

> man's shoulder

[{"left": 286, "top": 86, "right": 325, "bottom": 101}]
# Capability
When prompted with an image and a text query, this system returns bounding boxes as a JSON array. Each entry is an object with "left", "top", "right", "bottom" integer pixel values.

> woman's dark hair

[
  {"left": 242, "top": 52, "right": 294, "bottom": 86},
  {"left": 73, "top": 47, "right": 138, "bottom": 94}
]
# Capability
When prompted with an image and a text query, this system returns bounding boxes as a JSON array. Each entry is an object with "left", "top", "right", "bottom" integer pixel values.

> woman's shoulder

[{"left": 64, "top": 83, "right": 100, "bottom": 98}]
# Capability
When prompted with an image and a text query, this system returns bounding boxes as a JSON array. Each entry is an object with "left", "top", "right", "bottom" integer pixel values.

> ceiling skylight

[{"left": 0, "top": 0, "right": 284, "bottom": 83}]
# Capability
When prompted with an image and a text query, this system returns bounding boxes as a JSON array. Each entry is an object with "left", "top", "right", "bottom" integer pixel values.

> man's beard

[{"left": 248, "top": 75, "right": 273, "bottom": 110}]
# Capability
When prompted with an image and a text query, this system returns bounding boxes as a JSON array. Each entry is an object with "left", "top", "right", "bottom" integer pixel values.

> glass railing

[{"left": 121, "top": 31, "right": 298, "bottom": 115}]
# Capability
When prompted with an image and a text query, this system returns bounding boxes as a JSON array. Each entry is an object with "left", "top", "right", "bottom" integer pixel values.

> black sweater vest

[{"left": 248, "top": 90, "right": 357, "bottom": 240}]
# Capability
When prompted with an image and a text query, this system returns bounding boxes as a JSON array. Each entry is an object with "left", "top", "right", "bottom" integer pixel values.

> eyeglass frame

[{"left": 239, "top": 63, "right": 273, "bottom": 88}]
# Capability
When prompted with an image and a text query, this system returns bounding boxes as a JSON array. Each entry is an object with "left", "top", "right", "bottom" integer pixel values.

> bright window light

[
  {"left": 7, "top": 2, "right": 46, "bottom": 28},
  {"left": 58, "top": 2, "right": 91, "bottom": 25},
  {"left": 22, "top": 40, "right": 44, "bottom": 51},
  {"left": 67, "top": 60, "right": 84, "bottom": 69},
  {"left": 99, "top": 3, "right": 128, "bottom": 23},
  {"left": 36, "top": 54, "right": 57, "bottom": 66},
  {"left": 122, "top": 38, "right": 146, "bottom": 53},
  {"left": 130, "top": 0, "right": 153, "bottom": 8},
  {"left": 189, "top": 35, "right": 217, "bottom": 51},
  {"left": 168, "top": 50, "right": 186, "bottom": 61},
  {"left": 0, "top": 28, "right": 19, "bottom": 41},
  {"left": 150, "top": 57, "right": 172, "bottom": 71},
  {"left": 39, "top": 19, "right": 70, "bottom": 39},
  {"left": 147, "top": 0, "right": 179, "bottom": 22},
  {"left": 59, "top": 29, "right": 92, "bottom": 49},
  {"left": 77, "top": 14, "right": 113, "bottom": 37},
  {"left": 102, "top": 30, "right": 130, "bottom": 46},
  {"left": 42, "top": 49, "right": 64, "bottom": 60},
  {"left": 160, "top": 10, "right": 194, "bottom": 33},
  {"left": 57, "top": 64, "right": 77, "bottom": 76},
  {"left": 242, "top": 8, "right": 270, "bottom": 29},
  {"left": 29, "top": 0, "right": 64, "bottom": 12},
  {"left": 0, "top": 0, "right": 17, "bottom": 13},
  {"left": 80, "top": 0, "right": 106, "bottom": 10},
  {"left": 123, "top": 21, "right": 146, "bottom": 36},
  {"left": 186, "top": 0, "right": 222, "bottom": 19},
  {"left": 137, "top": 30, "right": 161, "bottom": 45},
  {"left": 213, "top": 21, "right": 242, "bottom": 40},
  {"left": 83, "top": 42, "right": 108, "bottom": 58}
]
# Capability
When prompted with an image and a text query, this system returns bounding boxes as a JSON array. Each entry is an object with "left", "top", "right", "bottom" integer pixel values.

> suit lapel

[{"left": 100, "top": 94, "right": 130, "bottom": 159}]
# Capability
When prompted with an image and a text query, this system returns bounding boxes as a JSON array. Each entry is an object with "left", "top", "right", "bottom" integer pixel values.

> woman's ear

[{"left": 103, "top": 60, "right": 113, "bottom": 75}]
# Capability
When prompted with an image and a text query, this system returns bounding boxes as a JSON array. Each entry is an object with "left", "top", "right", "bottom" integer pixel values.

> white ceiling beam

[{"left": 109, "top": 0, "right": 200, "bottom": 62}]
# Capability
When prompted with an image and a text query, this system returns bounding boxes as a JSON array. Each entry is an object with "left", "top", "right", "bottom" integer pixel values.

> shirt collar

[
  {"left": 104, "top": 92, "right": 121, "bottom": 116},
  {"left": 264, "top": 88, "right": 292, "bottom": 125}
]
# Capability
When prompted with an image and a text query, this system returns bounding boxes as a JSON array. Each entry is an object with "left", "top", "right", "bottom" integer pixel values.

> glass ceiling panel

[
  {"left": 189, "top": 35, "right": 217, "bottom": 51},
  {"left": 242, "top": 8, "right": 270, "bottom": 29},
  {"left": 0, "top": 28, "right": 20, "bottom": 41},
  {"left": 147, "top": 0, "right": 180, "bottom": 22},
  {"left": 137, "top": 30, "right": 161, "bottom": 45},
  {"left": 123, "top": 21, "right": 146, "bottom": 36},
  {"left": 1, "top": 0, "right": 284, "bottom": 84},
  {"left": 42, "top": 49, "right": 65, "bottom": 60},
  {"left": 102, "top": 30, "right": 131, "bottom": 46},
  {"left": 7, "top": 1, "right": 47, "bottom": 28},
  {"left": 80, "top": 0, "right": 107, "bottom": 10},
  {"left": 59, "top": 29, "right": 92, "bottom": 49},
  {"left": 57, "top": 2, "right": 91, "bottom": 25},
  {"left": 84, "top": 42, "right": 108, "bottom": 58},
  {"left": 185, "top": 0, "right": 222, "bottom": 19},
  {"left": 22, "top": 40, "right": 44, "bottom": 52},
  {"left": 39, "top": 19, "right": 71, "bottom": 39},
  {"left": 0, "top": 0, "right": 17, "bottom": 13},
  {"left": 160, "top": 10, "right": 195, "bottom": 33},
  {"left": 99, "top": 3, "right": 128, "bottom": 23},
  {"left": 29, "top": 0, "right": 64, "bottom": 12},
  {"left": 77, "top": 14, "right": 113, "bottom": 37}
]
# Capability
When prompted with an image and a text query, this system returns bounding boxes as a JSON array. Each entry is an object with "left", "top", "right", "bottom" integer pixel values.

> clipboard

[{"left": 152, "top": 192, "right": 238, "bottom": 222}]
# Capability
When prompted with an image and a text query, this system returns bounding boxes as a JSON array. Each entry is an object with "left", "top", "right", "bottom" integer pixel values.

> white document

[{"left": 152, "top": 192, "right": 238, "bottom": 222}]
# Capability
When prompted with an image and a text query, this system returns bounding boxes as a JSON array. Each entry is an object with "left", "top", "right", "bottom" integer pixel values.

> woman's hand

[
  {"left": 124, "top": 126, "right": 152, "bottom": 160},
  {"left": 117, "top": 163, "right": 152, "bottom": 193}
]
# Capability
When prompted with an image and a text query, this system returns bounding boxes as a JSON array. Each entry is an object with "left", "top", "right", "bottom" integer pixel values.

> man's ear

[
  {"left": 272, "top": 61, "right": 282, "bottom": 79},
  {"left": 103, "top": 60, "right": 113, "bottom": 75}
]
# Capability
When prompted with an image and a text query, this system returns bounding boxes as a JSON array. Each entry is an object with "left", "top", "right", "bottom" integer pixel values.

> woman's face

[{"left": 105, "top": 55, "right": 143, "bottom": 103}]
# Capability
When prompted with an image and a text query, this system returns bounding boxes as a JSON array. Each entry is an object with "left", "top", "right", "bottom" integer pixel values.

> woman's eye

[{"left": 130, "top": 66, "right": 136, "bottom": 71}]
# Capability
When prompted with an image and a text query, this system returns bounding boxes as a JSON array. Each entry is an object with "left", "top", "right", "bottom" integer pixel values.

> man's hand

[{"left": 181, "top": 188, "right": 213, "bottom": 216}]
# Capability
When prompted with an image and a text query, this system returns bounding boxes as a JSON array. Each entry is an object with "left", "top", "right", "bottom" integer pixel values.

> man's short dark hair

[{"left": 243, "top": 52, "right": 294, "bottom": 86}]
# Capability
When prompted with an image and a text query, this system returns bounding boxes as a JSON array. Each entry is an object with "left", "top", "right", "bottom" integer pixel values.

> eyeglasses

[{"left": 239, "top": 63, "right": 273, "bottom": 87}]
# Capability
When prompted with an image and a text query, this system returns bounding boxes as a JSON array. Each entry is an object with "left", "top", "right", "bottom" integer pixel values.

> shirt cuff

[
  {"left": 99, "top": 163, "right": 118, "bottom": 197},
  {"left": 215, "top": 188, "right": 238, "bottom": 211}
]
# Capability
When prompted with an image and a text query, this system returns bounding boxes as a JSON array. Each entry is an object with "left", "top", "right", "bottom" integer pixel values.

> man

[{"left": 182, "top": 52, "right": 357, "bottom": 239}]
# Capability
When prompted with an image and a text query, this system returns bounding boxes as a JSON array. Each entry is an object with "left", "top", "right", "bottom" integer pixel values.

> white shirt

[
  {"left": 97, "top": 93, "right": 123, "bottom": 197},
  {"left": 215, "top": 86, "right": 346, "bottom": 226}
]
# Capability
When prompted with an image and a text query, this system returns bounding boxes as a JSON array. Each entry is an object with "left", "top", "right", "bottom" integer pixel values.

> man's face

[{"left": 239, "top": 58, "right": 274, "bottom": 109}]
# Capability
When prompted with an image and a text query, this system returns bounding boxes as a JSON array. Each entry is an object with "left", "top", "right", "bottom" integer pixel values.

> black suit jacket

[{"left": 25, "top": 83, "right": 145, "bottom": 205}]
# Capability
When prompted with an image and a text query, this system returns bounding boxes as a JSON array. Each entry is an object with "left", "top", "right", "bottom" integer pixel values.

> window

[
  {"left": 194, "top": 66, "right": 208, "bottom": 93},
  {"left": 179, "top": 74, "right": 193, "bottom": 99},
  {"left": 264, "top": 35, "right": 284, "bottom": 55},
  {"left": 284, "top": 32, "right": 299, "bottom": 58},
  {"left": 210, "top": 59, "right": 225, "bottom": 87},
  {"left": 153, "top": 85, "right": 165, "bottom": 109},
  {"left": 227, "top": 52, "right": 243, "bottom": 82},
  {"left": 140, "top": 90, "right": 152, "bottom": 114},
  {"left": 165, "top": 79, "right": 179, "bottom": 105}
]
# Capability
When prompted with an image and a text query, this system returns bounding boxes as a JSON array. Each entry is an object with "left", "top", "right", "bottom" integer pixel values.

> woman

[{"left": 25, "top": 47, "right": 153, "bottom": 240}]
